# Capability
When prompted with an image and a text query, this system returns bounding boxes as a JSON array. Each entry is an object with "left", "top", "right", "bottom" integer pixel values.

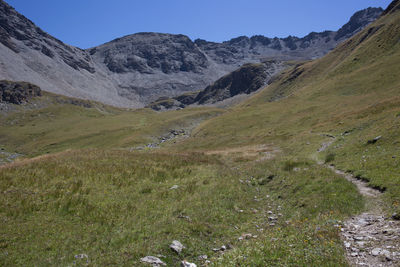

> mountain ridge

[{"left": 0, "top": 0, "right": 383, "bottom": 107}]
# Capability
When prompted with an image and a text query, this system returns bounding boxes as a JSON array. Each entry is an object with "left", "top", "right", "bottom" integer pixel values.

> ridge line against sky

[{"left": 5, "top": 0, "right": 392, "bottom": 49}]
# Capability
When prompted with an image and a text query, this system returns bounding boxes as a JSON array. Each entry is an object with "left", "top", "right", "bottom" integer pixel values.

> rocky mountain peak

[
  {"left": 89, "top": 32, "right": 208, "bottom": 74},
  {"left": 0, "top": 0, "right": 95, "bottom": 73},
  {"left": 335, "top": 7, "right": 384, "bottom": 40},
  {"left": 0, "top": 1, "right": 385, "bottom": 108}
]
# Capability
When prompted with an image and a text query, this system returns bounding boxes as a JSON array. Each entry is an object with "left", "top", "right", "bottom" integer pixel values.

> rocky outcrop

[
  {"left": 194, "top": 61, "right": 278, "bottom": 104},
  {"left": 92, "top": 33, "right": 208, "bottom": 75},
  {"left": 195, "top": 7, "right": 383, "bottom": 63},
  {"left": 0, "top": 0, "right": 383, "bottom": 108},
  {"left": 0, "top": 0, "right": 139, "bottom": 108},
  {"left": 0, "top": 80, "right": 41, "bottom": 104},
  {"left": 0, "top": 1, "right": 94, "bottom": 73},
  {"left": 335, "top": 7, "right": 383, "bottom": 41},
  {"left": 148, "top": 61, "right": 285, "bottom": 110}
]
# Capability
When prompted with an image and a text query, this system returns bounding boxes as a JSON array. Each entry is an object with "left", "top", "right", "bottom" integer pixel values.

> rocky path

[
  {"left": 318, "top": 139, "right": 400, "bottom": 266},
  {"left": 329, "top": 166, "right": 400, "bottom": 266}
]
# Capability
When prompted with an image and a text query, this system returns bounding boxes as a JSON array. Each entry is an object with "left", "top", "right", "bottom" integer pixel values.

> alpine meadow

[{"left": 1, "top": 0, "right": 400, "bottom": 266}]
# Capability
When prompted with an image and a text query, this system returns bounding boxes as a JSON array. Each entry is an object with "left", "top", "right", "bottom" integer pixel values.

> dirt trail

[{"left": 318, "top": 139, "right": 400, "bottom": 266}]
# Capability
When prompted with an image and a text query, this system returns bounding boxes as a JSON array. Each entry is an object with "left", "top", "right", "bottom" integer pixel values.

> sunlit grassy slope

[
  {"left": 0, "top": 150, "right": 362, "bottom": 266},
  {"left": 1, "top": 1, "right": 400, "bottom": 266},
  {"left": 179, "top": 2, "right": 400, "bottom": 214},
  {"left": 0, "top": 92, "right": 223, "bottom": 156}
]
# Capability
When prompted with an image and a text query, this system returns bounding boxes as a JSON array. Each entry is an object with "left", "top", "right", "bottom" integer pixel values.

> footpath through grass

[{"left": 0, "top": 149, "right": 362, "bottom": 266}]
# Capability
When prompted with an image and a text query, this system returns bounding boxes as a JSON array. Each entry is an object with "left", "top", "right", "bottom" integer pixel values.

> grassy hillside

[
  {"left": 178, "top": 1, "right": 400, "bottom": 215},
  {"left": 0, "top": 149, "right": 362, "bottom": 266},
  {"left": 0, "top": 92, "right": 223, "bottom": 156},
  {"left": 1, "top": 1, "right": 400, "bottom": 266}
]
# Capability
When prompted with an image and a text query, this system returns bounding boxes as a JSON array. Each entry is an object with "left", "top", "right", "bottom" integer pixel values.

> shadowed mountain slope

[{"left": 0, "top": 0, "right": 382, "bottom": 107}]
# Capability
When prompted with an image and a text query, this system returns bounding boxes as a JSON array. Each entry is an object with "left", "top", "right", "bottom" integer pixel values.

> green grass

[
  {"left": 0, "top": 150, "right": 362, "bottom": 266},
  {"left": 0, "top": 93, "right": 223, "bottom": 156},
  {"left": 175, "top": 7, "right": 400, "bottom": 215},
  {"left": 1, "top": 4, "right": 400, "bottom": 266}
]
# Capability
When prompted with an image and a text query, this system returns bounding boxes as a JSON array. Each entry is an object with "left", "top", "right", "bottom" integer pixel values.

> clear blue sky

[{"left": 5, "top": 0, "right": 392, "bottom": 49}]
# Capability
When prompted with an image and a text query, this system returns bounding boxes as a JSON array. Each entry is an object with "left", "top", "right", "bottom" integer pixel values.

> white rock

[
  {"left": 170, "top": 240, "right": 185, "bottom": 254},
  {"left": 181, "top": 260, "right": 197, "bottom": 267},
  {"left": 198, "top": 255, "right": 208, "bottom": 260},
  {"left": 140, "top": 256, "right": 166, "bottom": 266},
  {"left": 382, "top": 250, "right": 391, "bottom": 259},
  {"left": 372, "top": 248, "right": 382, "bottom": 256},
  {"left": 170, "top": 185, "right": 179, "bottom": 190}
]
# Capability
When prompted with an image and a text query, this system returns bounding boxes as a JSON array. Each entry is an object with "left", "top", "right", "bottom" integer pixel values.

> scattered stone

[
  {"left": 74, "top": 254, "right": 89, "bottom": 261},
  {"left": 371, "top": 248, "right": 382, "bottom": 256},
  {"left": 238, "top": 233, "right": 254, "bottom": 241},
  {"left": 181, "top": 260, "right": 197, "bottom": 267},
  {"left": 177, "top": 214, "right": 192, "bottom": 222},
  {"left": 354, "top": 236, "right": 364, "bottom": 241},
  {"left": 392, "top": 213, "right": 400, "bottom": 220},
  {"left": 198, "top": 255, "right": 208, "bottom": 260},
  {"left": 140, "top": 256, "right": 166, "bottom": 266},
  {"left": 351, "top": 252, "right": 358, "bottom": 257},
  {"left": 220, "top": 245, "right": 227, "bottom": 251},
  {"left": 367, "top": 136, "right": 382, "bottom": 144},
  {"left": 170, "top": 240, "right": 185, "bottom": 254},
  {"left": 342, "top": 130, "right": 352, "bottom": 136},
  {"left": 345, "top": 242, "right": 351, "bottom": 248},
  {"left": 356, "top": 241, "right": 366, "bottom": 247},
  {"left": 170, "top": 185, "right": 179, "bottom": 190}
]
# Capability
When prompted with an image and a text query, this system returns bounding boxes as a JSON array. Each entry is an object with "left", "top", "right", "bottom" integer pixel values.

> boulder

[
  {"left": 170, "top": 240, "right": 185, "bottom": 254},
  {"left": 140, "top": 256, "right": 166, "bottom": 266},
  {"left": 181, "top": 260, "right": 197, "bottom": 267}
]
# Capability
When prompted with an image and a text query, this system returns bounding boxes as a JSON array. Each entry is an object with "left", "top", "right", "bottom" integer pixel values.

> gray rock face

[
  {"left": 0, "top": 0, "right": 383, "bottom": 108},
  {"left": 92, "top": 33, "right": 208, "bottom": 74},
  {"left": 170, "top": 240, "right": 185, "bottom": 254},
  {"left": 195, "top": 7, "right": 383, "bottom": 63},
  {"left": 335, "top": 7, "right": 383, "bottom": 41},
  {"left": 148, "top": 61, "right": 285, "bottom": 110},
  {"left": 0, "top": 0, "right": 141, "bottom": 108},
  {"left": 0, "top": 80, "right": 41, "bottom": 104},
  {"left": 140, "top": 256, "right": 166, "bottom": 266}
]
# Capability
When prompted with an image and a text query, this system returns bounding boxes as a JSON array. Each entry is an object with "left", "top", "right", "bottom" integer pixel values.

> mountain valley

[
  {"left": 1, "top": 0, "right": 400, "bottom": 266},
  {"left": 0, "top": 1, "right": 382, "bottom": 107}
]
